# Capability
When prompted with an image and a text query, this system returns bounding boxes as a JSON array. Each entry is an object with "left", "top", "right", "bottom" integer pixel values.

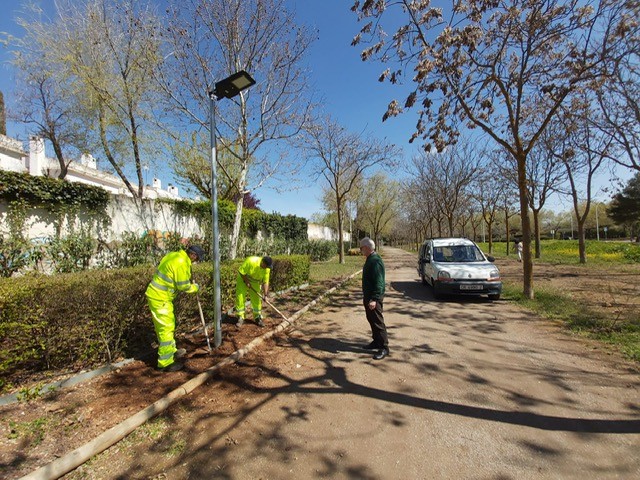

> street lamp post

[{"left": 208, "top": 70, "right": 256, "bottom": 347}]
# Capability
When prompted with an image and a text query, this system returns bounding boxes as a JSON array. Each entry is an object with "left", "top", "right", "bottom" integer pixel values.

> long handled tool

[
  {"left": 248, "top": 284, "right": 289, "bottom": 322},
  {"left": 196, "top": 292, "right": 212, "bottom": 352}
]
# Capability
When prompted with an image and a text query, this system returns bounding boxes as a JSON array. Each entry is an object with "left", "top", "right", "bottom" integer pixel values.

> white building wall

[
  {"left": 0, "top": 194, "right": 205, "bottom": 242},
  {"left": 307, "top": 223, "right": 350, "bottom": 242},
  {"left": 1, "top": 134, "right": 347, "bottom": 244},
  {"left": 0, "top": 134, "right": 26, "bottom": 173}
]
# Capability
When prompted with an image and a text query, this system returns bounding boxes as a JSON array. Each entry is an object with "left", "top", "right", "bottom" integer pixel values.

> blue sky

[
  {"left": 0, "top": 0, "right": 421, "bottom": 220},
  {"left": 0, "top": 1, "right": 628, "bottom": 218}
]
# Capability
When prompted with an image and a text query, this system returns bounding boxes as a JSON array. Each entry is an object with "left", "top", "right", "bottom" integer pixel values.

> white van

[{"left": 418, "top": 238, "right": 502, "bottom": 300}]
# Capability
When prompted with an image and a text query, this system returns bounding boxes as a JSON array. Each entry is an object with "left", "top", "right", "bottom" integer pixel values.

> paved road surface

[{"left": 91, "top": 247, "right": 640, "bottom": 479}]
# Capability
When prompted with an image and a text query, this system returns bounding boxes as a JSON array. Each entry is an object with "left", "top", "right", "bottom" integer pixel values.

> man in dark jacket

[{"left": 359, "top": 237, "right": 389, "bottom": 360}]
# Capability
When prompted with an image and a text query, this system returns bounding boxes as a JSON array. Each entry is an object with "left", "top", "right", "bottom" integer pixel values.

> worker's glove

[{"left": 188, "top": 283, "right": 200, "bottom": 293}]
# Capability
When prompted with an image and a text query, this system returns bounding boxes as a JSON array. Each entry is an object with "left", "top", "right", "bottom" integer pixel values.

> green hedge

[{"left": 0, "top": 254, "right": 310, "bottom": 392}]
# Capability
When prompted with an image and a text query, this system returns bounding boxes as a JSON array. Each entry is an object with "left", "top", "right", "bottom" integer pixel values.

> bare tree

[
  {"left": 400, "top": 178, "right": 438, "bottom": 248},
  {"left": 9, "top": 3, "right": 92, "bottom": 179},
  {"left": 48, "top": 0, "right": 164, "bottom": 198},
  {"left": 411, "top": 142, "right": 481, "bottom": 236},
  {"left": 551, "top": 95, "right": 614, "bottom": 263},
  {"left": 473, "top": 166, "right": 505, "bottom": 253},
  {"left": 351, "top": 0, "right": 631, "bottom": 298},
  {"left": 595, "top": 18, "right": 640, "bottom": 171},
  {"left": 304, "top": 116, "right": 400, "bottom": 263},
  {"left": 356, "top": 172, "right": 401, "bottom": 248},
  {"left": 498, "top": 129, "right": 567, "bottom": 258},
  {"left": 169, "top": 132, "right": 248, "bottom": 201},
  {"left": 160, "top": 0, "right": 315, "bottom": 258}
]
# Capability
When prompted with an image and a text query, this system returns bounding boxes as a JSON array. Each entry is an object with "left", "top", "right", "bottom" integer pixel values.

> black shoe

[
  {"left": 255, "top": 317, "right": 265, "bottom": 327},
  {"left": 157, "top": 361, "right": 184, "bottom": 372},
  {"left": 373, "top": 348, "right": 389, "bottom": 360},
  {"left": 363, "top": 341, "right": 379, "bottom": 350}
]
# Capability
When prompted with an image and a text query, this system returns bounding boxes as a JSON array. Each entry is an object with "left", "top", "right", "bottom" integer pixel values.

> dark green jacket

[{"left": 362, "top": 252, "right": 385, "bottom": 302}]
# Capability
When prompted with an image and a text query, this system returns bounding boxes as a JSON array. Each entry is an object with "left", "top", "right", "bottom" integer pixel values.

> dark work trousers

[{"left": 363, "top": 299, "right": 388, "bottom": 348}]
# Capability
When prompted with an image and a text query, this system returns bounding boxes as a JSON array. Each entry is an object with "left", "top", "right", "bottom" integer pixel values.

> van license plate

[{"left": 460, "top": 284, "right": 482, "bottom": 290}]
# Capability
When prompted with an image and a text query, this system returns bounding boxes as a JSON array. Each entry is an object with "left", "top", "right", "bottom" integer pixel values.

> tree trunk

[
  {"left": 51, "top": 137, "right": 69, "bottom": 180},
  {"left": 516, "top": 152, "right": 534, "bottom": 299},
  {"left": 337, "top": 199, "right": 345, "bottom": 264},
  {"left": 229, "top": 195, "right": 244, "bottom": 260},
  {"left": 532, "top": 208, "right": 541, "bottom": 258},
  {"left": 505, "top": 212, "right": 511, "bottom": 256},
  {"left": 488, "top": 224, "right": 494, "bottom": 253},
  {"left": 578, "top": 221, "right": 587, "bottom": 264},
  {"left": 229, "top": 166, "right": 248, "bottom": 260}
]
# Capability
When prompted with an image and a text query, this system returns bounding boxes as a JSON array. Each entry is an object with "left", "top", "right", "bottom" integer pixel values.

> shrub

[
  {"left": 45, "top": 229, "right": 97, "bottom": 273},
  {"left": 307, "top": 240, "right": 338, "bottom": 261},
  {"left": 0, "top": 237, "right": 41, "bottom": 278},
  {"left": 0, "top": 253, "right": 310, "bottom": 391}
]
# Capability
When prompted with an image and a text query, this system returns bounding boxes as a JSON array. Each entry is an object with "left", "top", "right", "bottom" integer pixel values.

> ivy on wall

[
  {"left": 0, "top": 170, "right": 110, "bottom": 214},
  {"left": 0, "top": 171, "right": 308, "bottom": 243},
  {"left": 158, "top": 197, "right": 308, "bottom": 241},
  {"left": 0, "top": 170, "right": 111, "bottom": 237}
]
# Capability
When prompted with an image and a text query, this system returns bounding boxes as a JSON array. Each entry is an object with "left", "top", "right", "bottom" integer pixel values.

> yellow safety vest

[
  {"left": 239, "top": 256, "right": 270, "bottom": 285},
  {"left": 146, "top": 250, "right": 196, "bottom": 301}
]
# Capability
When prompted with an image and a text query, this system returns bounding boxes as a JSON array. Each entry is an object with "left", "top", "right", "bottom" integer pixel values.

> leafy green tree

[
  {"left": 12, "top": 0, "right": 164, "bottom": 198},
  {"left": 609, "top": 173, "right": 640, "bottom": 241}
]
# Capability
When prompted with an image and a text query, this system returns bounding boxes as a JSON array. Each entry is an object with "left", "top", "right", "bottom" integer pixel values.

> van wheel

[{"left": 488, "top": 293, "right": 501, "bottom": 301}]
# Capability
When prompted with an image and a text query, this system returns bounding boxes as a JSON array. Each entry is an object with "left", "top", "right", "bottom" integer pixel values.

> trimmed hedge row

[{"left": 0, "top": 254, "right": 310, "bottom": 392}]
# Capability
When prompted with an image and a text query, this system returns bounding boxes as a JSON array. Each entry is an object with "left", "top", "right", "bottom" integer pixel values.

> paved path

[{"left": 91, "top": 247, "right": 640, "bottom": 479}]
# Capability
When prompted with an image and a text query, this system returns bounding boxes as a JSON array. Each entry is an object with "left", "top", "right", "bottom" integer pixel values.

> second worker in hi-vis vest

[{"left": 235, "top": 255, "right": 273, "bottom": 327}]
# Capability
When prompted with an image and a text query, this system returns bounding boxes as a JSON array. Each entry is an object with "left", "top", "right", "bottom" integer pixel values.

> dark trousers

[{"left": 364, "top": 299, "right": 388, "bottom": 348}]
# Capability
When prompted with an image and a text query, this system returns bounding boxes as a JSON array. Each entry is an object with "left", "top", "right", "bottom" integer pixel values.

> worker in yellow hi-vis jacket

[
  {"left": 146, "top": 245, "right": 204, "bottom": 372},
  {"left": 235, "top": 255, "right": 272, "bottom": 327}
]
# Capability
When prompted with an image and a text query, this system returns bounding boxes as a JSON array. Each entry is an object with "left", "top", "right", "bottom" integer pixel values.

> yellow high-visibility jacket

[
  {"left": 146, "top": 250, "right": 198, "bottom": 301},
  {"left": 239, "top": 256, "right": 270, "bottom": 285}
]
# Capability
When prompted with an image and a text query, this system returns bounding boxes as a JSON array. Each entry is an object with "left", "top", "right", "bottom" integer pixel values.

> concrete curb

[{"left": 19, "top": 271, "right": 361, "bottom": 480}]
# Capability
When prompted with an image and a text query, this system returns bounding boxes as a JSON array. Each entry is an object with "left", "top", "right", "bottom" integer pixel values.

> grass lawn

[
  {"left": 477, "top": 240, "right": 640, "bottom": 362},
  {"left": 309, "top": 253, "right": 363, "bottom": 282},
  {"left": 477, "top": 239, "right": 640, "bottom": 264}
]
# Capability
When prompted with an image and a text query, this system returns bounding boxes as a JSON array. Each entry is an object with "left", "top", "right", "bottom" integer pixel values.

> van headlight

[
  {"left": 437, "top": 270, "right": 453, "bottom": 281},
  {"left": 489, "top": 269, "right": 501, "bottom": 281}
]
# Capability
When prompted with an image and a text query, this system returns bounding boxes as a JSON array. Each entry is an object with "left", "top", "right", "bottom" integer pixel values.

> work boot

[
  {"left": 255, "top": 316, "right": 265, "bottom": 327},
  {"left": 175, "top": 348, "right": 187, "bottom": 358},
  {"left": 157, "top": 361, "right": 184, "bottom": 372},
  {"left": 237, "top": 317, "right": 244, "bottom": 327}
]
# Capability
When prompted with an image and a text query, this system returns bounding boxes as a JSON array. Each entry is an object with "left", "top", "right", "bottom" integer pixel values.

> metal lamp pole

[
  {"left": 208, "top": 71, "right": 256, "bottom": 348},
  {"left": 209, "top": 93, "right": 223, "bottom": 347}
]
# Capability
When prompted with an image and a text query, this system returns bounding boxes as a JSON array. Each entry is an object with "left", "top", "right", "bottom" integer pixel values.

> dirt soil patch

[
  {"left": 1, "top": 259, "right": 638, "bottom": 479},
  {"left": 0, "top": 278, "right": 351, "bottom": 479},
  {"left": 499, "top": 257, "right": 640, "bottom": 322}
]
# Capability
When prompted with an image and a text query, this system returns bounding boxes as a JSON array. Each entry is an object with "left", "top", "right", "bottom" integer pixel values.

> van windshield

[{"left": 433, "top": 245, "right": 485, "bottom": 262}]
